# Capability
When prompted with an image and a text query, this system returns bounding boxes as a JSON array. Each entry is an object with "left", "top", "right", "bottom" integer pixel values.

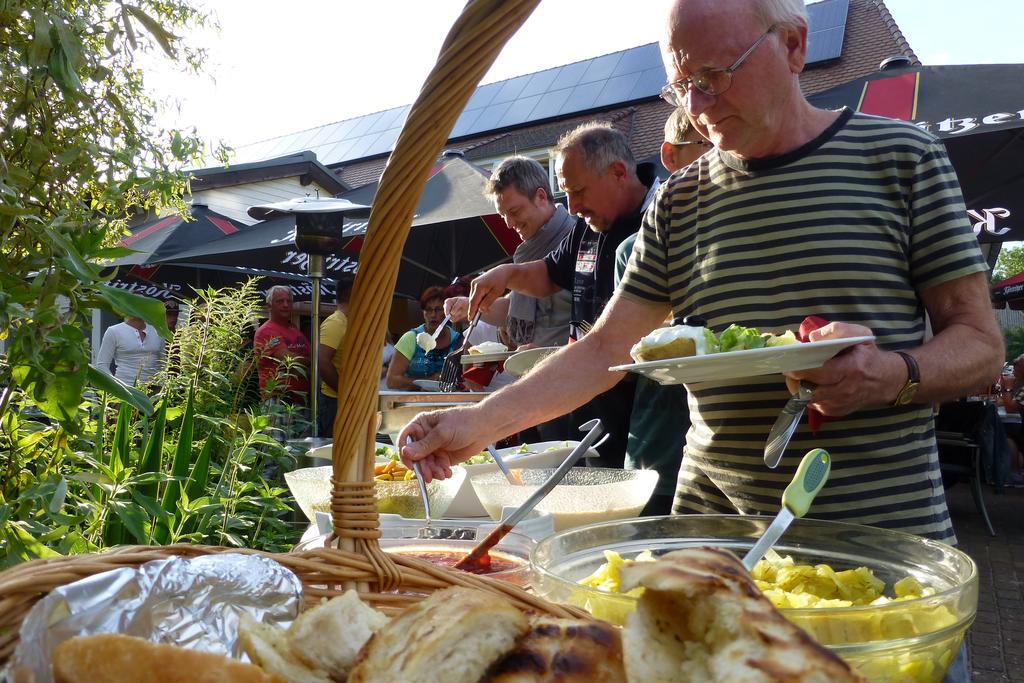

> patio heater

[{"left": 248, "top": 196, "right": 371, "bottom": 438}]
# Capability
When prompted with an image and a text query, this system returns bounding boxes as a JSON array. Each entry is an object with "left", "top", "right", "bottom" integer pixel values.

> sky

[{"left": 144, "top": 0, "right": 1024, "bottom": 156}]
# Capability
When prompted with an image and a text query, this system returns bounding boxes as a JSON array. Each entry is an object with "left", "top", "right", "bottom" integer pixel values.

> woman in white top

[{"left": 95, "top": 316, "right": 165, "bottom": 386}]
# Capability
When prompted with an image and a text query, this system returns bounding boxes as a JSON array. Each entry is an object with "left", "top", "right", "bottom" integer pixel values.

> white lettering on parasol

[
  {"left": 280, "top": 250, "right": 359, "bottom": 274},
  {"left": 968, "top": 208, "right": 1012, "bottom": 238}
]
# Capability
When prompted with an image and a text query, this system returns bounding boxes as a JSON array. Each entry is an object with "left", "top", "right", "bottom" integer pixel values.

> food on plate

[
  {"left": 630, "top": 323, "right": 714, "bottom": 362},
  {"left": 415, "top": 330, "right": 437, "bottom": 352},
  {"left": 464, "top": 442, "right": 566, "bottom": 465},
  {"left": 469, "top": 341, "right": 508, "bottom": 355},
  {"left": 287, "top": 591, "right": 389, "bottom": 678},
  {"left": 620, "top": 547, "right": 866, "bottom": 683},
  {"left": 630, "top": 322, "right": 799, "bottom": 363},
  {"left": 349, "top": 586, "right": 529, "bottom": 683},
  {"left": 52, "top": 633, "right": 285, "bottom": 683},
  {"left": 717, "top": 323, "right": 798, "bottom": 352},
  {"left": 484, "top": 616, "right": 627, "bottom": 683}
]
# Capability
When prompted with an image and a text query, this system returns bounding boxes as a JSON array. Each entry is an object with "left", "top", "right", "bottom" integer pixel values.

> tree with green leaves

[
  {"left": 0, "top": 0, "right": 214, "bottom": 426},
  {"left": 992, "top": 244, "right": 1024, "bottom": 284}
]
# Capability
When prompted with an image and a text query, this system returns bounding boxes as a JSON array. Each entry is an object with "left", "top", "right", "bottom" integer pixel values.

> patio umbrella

[
  {"left": 153, "top": 154, "right": 521, "bottom": 297},
  {"left": 341, "top": 153, "right": 521, "bottom": 293},
  {"left": 807, "top": 64, "right": 1024, "bottom": 266},
  {"left": 111, "top": 205, "right": 244, "bottom": 265},
  {"left": 992, "top": 271, "right": 1024, "bottom": 309}
]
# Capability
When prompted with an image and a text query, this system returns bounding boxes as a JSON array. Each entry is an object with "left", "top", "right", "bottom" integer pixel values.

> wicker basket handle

[{"left": 327, "top": 0, "right": 542, "bottom": 584}]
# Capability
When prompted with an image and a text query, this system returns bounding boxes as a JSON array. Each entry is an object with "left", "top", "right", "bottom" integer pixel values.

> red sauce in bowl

[{"left": 396, "top": 550, "right": 523, "bottom": 576}]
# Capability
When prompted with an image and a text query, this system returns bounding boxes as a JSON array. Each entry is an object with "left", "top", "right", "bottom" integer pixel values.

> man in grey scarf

[{"left": 446, "top": 156, "right": 574, "bottom": 349}]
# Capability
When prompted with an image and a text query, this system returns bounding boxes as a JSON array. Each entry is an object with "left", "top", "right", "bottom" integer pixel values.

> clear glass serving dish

[
  {"left": 469, "top": 467, "right": 658, "bottom": 532},
  {"left": 530, "top": 515, "right": 977, "bottom": 683},
  {"left": 284, "top": 464, "right": 466, "bottom": 523}
]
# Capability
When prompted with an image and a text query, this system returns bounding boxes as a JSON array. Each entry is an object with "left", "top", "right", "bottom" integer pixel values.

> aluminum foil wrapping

[{"left": 6, "top": 553, "right": 302, "bottom": 683}]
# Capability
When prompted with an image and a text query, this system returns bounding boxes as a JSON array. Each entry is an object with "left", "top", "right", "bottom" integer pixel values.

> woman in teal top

[{"left": 386, "top": 286, "right": 461, "bottom": 390}]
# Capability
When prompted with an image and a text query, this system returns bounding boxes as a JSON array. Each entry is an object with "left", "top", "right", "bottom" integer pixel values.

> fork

[
  {"left": 439, "top": 311, "right": 482, "bottom": 391},
  {"left": 571, "top": 319, "right": 594, "bottom": 338}
]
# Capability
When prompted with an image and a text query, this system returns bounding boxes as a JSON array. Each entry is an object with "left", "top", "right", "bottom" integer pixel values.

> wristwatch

[{"left": 893, "top": 351, "right": 920, "bottom": 406}]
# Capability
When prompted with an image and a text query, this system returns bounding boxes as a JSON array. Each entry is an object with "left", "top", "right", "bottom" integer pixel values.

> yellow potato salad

[{"left": 574, "top": 549, "right": 964, "bottom": 683}]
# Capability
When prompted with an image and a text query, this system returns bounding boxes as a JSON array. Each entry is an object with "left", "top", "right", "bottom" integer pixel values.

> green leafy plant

[
  {"left": 0, "top": 0, "right": 224, "bottom": 429},
  {"left": 1005, "top": 327, "right": 1024, "bottom": 363},
  {"left": 0, "top": 283, "right": 304, "bottom": 566}
]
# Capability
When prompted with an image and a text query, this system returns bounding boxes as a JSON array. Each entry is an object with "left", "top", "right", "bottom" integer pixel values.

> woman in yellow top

[{"left": 318, "top": 277, "right": 353, "bottom": 436}]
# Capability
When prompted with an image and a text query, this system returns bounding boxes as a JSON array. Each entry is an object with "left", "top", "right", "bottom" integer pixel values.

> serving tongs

[
  {"left": 454, "top": 419, "right": 604, "bottom": 571},
  {"left": 439, "top": 310, "right": 482, "bottom": 391}
]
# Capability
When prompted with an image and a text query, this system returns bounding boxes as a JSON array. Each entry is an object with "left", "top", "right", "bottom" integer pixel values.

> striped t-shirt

[{"left": 618, "top": 108, "right": 987, "bottom": 542}]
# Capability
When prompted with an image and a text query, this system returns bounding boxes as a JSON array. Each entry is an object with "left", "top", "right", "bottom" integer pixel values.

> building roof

[
  {"left": 229, "top": 0, "right": 880, "bottom": 173},
  {"left": 189, "top": 151, "right": 348, "bottom": 195}
]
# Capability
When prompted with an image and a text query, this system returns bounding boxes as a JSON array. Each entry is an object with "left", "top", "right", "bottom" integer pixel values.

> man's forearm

[
  {"left": 506, "top": 260, "right": 561, "bottom": 299},
  {"left": 913, "top": 325, "right": 1003, "bottom": 403},
  {"left": 471, "top": 336, "right": 626, "bottom": 438},
  {"left": 915, "top": 273, "right": 1004, "bottom": 403}
]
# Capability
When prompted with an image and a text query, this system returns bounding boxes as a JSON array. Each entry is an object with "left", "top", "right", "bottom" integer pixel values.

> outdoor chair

[{"left": 936, "top": 401, "right": 996, "bottom": 536}]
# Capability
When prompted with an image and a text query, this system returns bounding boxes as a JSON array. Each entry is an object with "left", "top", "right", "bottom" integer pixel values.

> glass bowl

[
  {"left": 293, "top": 524, "right": 535, "bottom": 587},
  {"left": 469, "top": 467, "right": 658, "bottom": 532},
  {"left": 530, "top": 515, "right": 977, "bottom": 683},
  {"left": 284, "top": 465, "right": 466, "bottom": 523}
]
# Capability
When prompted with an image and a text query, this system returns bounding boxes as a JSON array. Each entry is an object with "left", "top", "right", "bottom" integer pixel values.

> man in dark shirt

[{"left": 466, "top": 122, "right": 659, "bottom": 467}]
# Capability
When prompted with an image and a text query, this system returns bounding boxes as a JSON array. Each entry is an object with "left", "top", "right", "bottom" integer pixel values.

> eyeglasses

[
  {"left": 423, "top": 307, "right": 444, "bottom": 314},
  {"left": 660, "top": 25, "right": 776, "bottom": 106},
  {"left": 670, "top": 139, "right": 712, "bottom": 147}
]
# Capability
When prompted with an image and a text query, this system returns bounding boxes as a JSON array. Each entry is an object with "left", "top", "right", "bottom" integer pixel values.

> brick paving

[{"left": 946, "top": 481, "right": 1024, "bottom": 681}]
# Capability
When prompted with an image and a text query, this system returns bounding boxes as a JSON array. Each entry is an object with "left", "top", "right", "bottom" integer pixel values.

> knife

[
  {"left": 742, "top": 448, "right": 831, "bottom": 572},
  {"left": 763, "top": 381, "right": 816, "bottom": 468}
]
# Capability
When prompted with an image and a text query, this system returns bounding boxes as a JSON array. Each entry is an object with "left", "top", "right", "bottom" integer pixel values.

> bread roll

[
  {"left": 287, "top": 590, "right": 388, "bottom": 679},
  {"left": 620, "top": 548, "right": 866, "bottom": 683},
  {"left": 348, "top": 586, "right": 529, "bottom": 683},
  {"left": 238, "top": 612, "right": 331, "bottom": 683},
  {"left": 630, "top": 325, "right": 707, "bottom": 363},
  {"left": 483, "top": 617, "right": 626, "bottom": 683},
  {"left": 51, "top": 633, "right": 285, "bottom": 683}
]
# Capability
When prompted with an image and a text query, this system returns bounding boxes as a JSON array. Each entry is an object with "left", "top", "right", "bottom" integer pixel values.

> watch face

[{"left": 896, "top": 382, "right": 920, "bottom": 406}]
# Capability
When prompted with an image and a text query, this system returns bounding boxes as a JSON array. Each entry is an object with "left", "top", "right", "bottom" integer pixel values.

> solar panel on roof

[
  {"left": 493, "top": 74, "right": 531, "bottom": 105},
  {"left": 498, "top": 94, "right": 543, "bottom": 128},
  {"left": 527, "top": 87, "right": 572, "bottom": 121},
  {"left": 594, "top": 74, "right": 637, "bottom": 108},
  {"left": 519, "top": 68, "right": 559, "bottom": 98},
  {"left": 550, "top": 61, "right": 589, "bottom": 91},
  {"left": 228, "top": 4, "right": 850, "bottom": 168},
  {"left": 580, "top": 53, "right": 622, "bottom": 84},
  {"left": 806, "top": 0, "right": 848, "bottom": 63}
]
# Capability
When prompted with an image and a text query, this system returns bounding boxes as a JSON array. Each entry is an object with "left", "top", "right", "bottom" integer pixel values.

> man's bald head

[{"left": 661, "top": 0, "right": 814, "bottom": 159}]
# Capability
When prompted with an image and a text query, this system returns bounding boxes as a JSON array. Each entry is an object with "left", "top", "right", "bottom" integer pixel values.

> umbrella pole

[{"left": 308, "top": 255, "right": 324, "bottom": 438}]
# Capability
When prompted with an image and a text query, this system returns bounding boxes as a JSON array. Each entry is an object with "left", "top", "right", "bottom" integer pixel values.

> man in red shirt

[{"left": 254, "top": 286, "right": 311, "bottom": 442}]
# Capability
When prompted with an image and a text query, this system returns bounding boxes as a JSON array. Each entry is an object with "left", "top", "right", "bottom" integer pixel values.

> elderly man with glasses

[{"left": 400, "top": 0, "right": 1000, "bottom": 558}]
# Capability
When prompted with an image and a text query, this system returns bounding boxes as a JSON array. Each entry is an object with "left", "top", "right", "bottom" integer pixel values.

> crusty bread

[
  {"left": 51, "top": 633, "right": 285, "bottom": 683},
  {"left": 348, "top": 586, "right": 529, "bottom": 683},
  {"left": 620, "top": 548, "right": 866, "bottom": 683},
  {"left": 287, "top": 590, "right": 388, "bottom": 679},
  {"left": 635, "top": 336, "right": 697, "bottom": 362},
  {"left": 237, "top": 612, "right": 331, "bottom": 683},
  {"left": 483, "top": 616, "right": 626, "bottom": 683}
]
